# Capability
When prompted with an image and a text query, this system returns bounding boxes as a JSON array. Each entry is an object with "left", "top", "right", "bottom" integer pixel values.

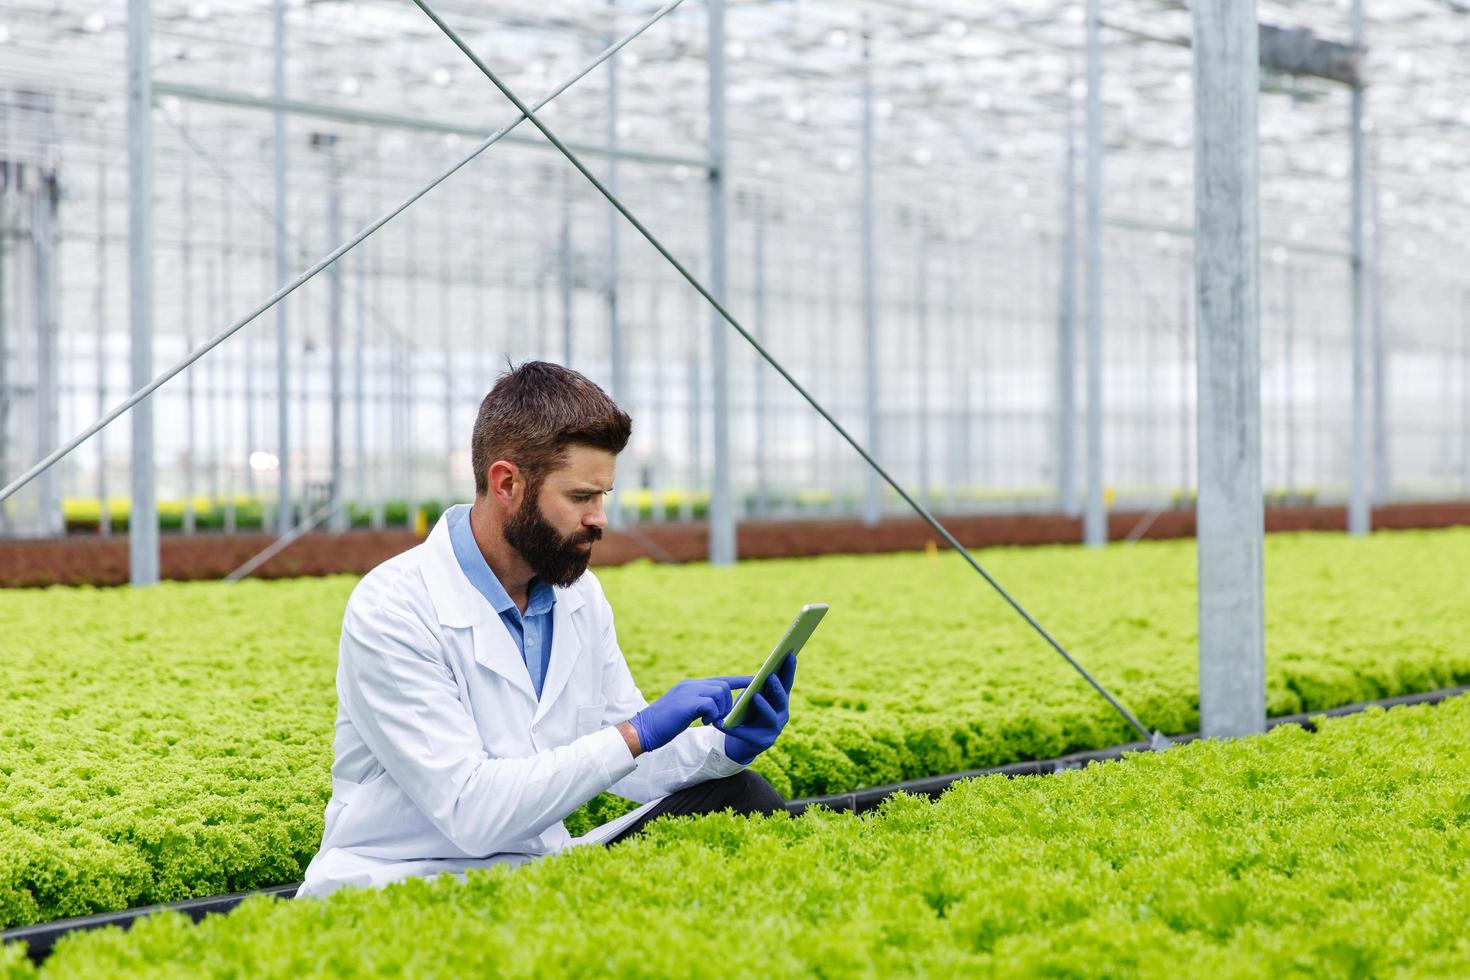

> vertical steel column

[
  {"left": 685, "top": 334, "right": 701, "bottom": 523},
  {"left": 440, "top": 229, "right": 454, "bottom": 505},
  {"left": 1347, "top": 0, "right": 1369, "bottom": 535},
  {"left": 606, "top": 3, "right": 626, "bottom": 528},
  {"left": 752, "top": 196, "right": 767, "bottom": 516},
  {"left": 650, "top": 288, "right": 667, "bottom": 510},
  {"left": 272, "top": 0, "right": 292, "bottom": 534},
  {"left": 32, "top": 167, "right": 62, "bottom": 538},
  {"left": 559, "top": 181, "right": 574, "bottom": 366},
  {"left": 1056, "top": 87, "right": 1078, "bottom": 516},
  {"left": 95, "top": 158, "right": 111, "bottom": 535},
  {"left": 1368, "top": 134, "right": 1387, "bottom": 504},
  {"left": 370, "top": 233, "right": 385, "bottom": 531},
  {"left": 127, "top": 0, "right": 159, "bottom": 584},
  {"left": 180, "top": 150, "right": 196, "bottom": 534},
  {"left": 1178, "top": 254, "right": 1192, "bottom": 496},
  {"left": 916, "top": 228, "right": 930, "bottom": 505},
  {"left": 0, "top": 162, "right": 10, "bottom": 535},
  {"left": 404, "top": 214, "right": 418, "bottom": 522},
  {"left": 1083, "top": 0, "right": 1106, "bottom": 547},
  {"left": 205, "top": 259, "right": 221, "bottom": 514},
  {"left": 706, "top": 0, "right": 735, "bottom": 563},
  {"left": 1283, "top": 256, "right": 1297, "bottom": 496},
  {"left": 324, "top": 136, "right": 346, "bottom": 531},
  {"left": 354, "top": 237, "right": 367, "bottom": 522},
  {"left": 217, "top": 255, "right": 237, "bottom": 533},
  {"left": 860, "top": 27, "right": 880, "bottom": 527},
  {"left": 1192, "top": 0, "right": 1265, "bottom": 738},
  {"left": 1463, "top": 290, "right": 1470, "bottom": 496}
]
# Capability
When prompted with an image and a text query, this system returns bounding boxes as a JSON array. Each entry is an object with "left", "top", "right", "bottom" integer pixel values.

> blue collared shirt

[{"left": 447, "top": 504, "right": 556, "bottom": 700}]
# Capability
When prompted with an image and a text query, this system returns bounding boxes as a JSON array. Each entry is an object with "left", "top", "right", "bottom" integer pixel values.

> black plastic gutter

[
  {"left": 5, "top": 684, "right": 1467, "bottom": 966},
  {"left": 1, "top": 883, "right": 301, "bottom": 965}
]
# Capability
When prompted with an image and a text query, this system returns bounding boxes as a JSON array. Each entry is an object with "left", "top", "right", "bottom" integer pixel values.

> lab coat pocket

[{"left": 575, "top": 700, "right": 608, "bottom": 736}]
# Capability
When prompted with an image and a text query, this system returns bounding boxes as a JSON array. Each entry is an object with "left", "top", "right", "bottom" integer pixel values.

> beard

[{"left": 502, "top": 487, "right": 603, "bottom": 588}]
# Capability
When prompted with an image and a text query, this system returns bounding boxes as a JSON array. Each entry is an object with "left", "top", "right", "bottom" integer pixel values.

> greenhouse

[{"left": 2, "top": 0, "right": 1469, "bottom": 975}]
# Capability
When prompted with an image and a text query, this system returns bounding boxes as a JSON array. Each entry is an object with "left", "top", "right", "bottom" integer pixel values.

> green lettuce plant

[
  {"left": 3, "top": 528, "right": 1469, "bottom": 929},
  {"left": 12, "top": 696, "right": 1470, "bottom": 977}
]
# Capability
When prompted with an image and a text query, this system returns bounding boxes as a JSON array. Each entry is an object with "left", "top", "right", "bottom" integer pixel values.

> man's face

[{"left": 502, "top": 444, "right": 615, "bottom": 587}]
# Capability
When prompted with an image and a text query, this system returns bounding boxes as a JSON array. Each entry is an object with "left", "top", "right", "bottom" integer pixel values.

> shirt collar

[{"left": 447, "top": 503, "right": 557, "bottom": 618}]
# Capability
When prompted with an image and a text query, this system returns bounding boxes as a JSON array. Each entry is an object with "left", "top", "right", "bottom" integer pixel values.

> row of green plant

[
  {"left": 63, "top": 481, "right": 1339, "bottom": 534},
  {"left": 3, "top": 528, "right": 1468, "bottom": 929},
  {"left": 61, "top": 498, "right": 456, "bottom": 534},
  {"left": 10, "top": 696, "right": 1469, "bottom": 977}
]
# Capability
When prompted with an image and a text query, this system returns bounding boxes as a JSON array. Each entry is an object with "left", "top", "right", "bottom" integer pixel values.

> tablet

[{"left": 723, "top": 603, "right": 828, "bottom": 728}]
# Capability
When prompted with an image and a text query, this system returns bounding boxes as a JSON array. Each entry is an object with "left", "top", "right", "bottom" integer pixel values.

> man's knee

[{"left": 708, "top": 769, "right": 786, "bottom": 817}]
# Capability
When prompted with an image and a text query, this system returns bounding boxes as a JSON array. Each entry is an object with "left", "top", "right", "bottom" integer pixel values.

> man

[{"left": 298, "top": 360, "right": 794, "bottom": 898}]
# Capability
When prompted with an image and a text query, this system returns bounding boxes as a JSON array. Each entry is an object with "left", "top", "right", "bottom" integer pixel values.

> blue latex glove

[
  {"left": 714, "top": 653, "right": 796, "bottom": 766},
  {"left": 630, "top": 675, "right": 753, "bottom": 754}
]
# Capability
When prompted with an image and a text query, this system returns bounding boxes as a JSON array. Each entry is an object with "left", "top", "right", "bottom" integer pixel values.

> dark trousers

[{"left": 603, "top": 770, "right": 787, "bottom": 846}]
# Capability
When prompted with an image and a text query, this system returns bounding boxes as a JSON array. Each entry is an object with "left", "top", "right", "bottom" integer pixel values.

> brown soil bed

[{"left": 3, "top": 500, "right": 1467, "bottom": 588}]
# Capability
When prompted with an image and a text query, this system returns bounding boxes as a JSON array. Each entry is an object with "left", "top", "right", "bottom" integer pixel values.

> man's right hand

[{"left": 625, "top": 676, "right": 753, "bottom": 756}]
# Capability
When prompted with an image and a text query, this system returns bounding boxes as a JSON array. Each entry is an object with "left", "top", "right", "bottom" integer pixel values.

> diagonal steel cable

[
  {"left": 0, "top": 0, "right": 689, "bottom": 508},
  {"left": 414, "top": 0, "right": 1167, "bottom": 747}
]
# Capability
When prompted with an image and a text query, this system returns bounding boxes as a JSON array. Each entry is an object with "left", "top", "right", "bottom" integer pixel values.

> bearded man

[{"left": 298, "top": 360, "right": 794, "bottom": 898}]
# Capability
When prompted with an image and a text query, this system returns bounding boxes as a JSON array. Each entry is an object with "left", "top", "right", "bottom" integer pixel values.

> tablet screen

[{"left": 723, "top": 603, "right": 828, "bottom": 728}]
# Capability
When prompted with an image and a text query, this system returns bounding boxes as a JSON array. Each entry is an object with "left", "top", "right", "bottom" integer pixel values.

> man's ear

[{"left": 487, "top": 459, "right": 520, "bottom": 507}]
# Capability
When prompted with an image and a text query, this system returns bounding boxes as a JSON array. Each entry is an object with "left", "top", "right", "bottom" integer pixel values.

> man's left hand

[{"left": 713, "top": 653, "right": 795, "bottom": 766}]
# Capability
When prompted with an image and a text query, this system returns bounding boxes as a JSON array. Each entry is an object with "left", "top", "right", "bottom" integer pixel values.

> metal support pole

[
  {"left": 1368, "top": 133, "right": 1387, "bottom": 504},
  {"left": 860, "top": 26, "right": 880, "bottom": 527},
  {"left": 272, "top": 0, "right": 292, "bottom": 535},
  {"left": 354, "top": 234, "right": 367, "bottom": 524},
  {"left": 752, "top": 197, "right": 767, "bottom": 516},
  {"left": 1179, "top": 254, "right": 1192, "bottom": 496},
  {"left": 606, "top": 4, "right": 626, "bottom": 528},
  {"left": 220, "top": 155, "right": 239, "bottom": 533},
  {"left": 1283, "top": 256, "right": 1297, "bottom": 496},
  {"left": 1192, "top": 0, "right": 1266, "bottom": 738},
  {"left": 1083, "top": 0, "right": 1106, "bottom": 547},
  {"left": 95, "top": 159, "right": 111, "bottom": 536},
  {"left": 916, "top": 229, "right": 930, "bottom": 506},
  {"left": 181, "top": 150, "right": 196, "bottom": 535},
  {"left": 33, "top": 167, "right": 62, "bottom": 538},
  {"left": 559, "top": 182, "right": 574, "bottom": 367},
  {"left": 685, "top": 291, "right": 701, "bottom": 524},
  {"left": 0, "top": 162, "right": 10, "bottom": 536},
  {"left": 706, "top": 0, "right": 735, "bottom": 563},
  {"left": 323, "top": 135, "right": 346, "bottom": 532},
  {"left": 127, "top": 0, "right": 159, "bottom": 584},
  {"left": 1347, "top": 0, "right": 1369, "bottom": 535},
  {"left": 1056, "top": 88, "right": 1078, "bottom": 516},
  {"left": 440, "top": 230, "right": 453, "bottom": 506},
  {"left": 206, "top": 259, "right": 221, "bottom": 516},
  {"left": 1463, "top": 290, "right": 1470, "bottom": 497}
]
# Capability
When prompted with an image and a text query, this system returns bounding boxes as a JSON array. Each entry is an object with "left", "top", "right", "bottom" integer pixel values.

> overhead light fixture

[{"left": 82, "top": 12, "right": 107, "bottom": 33}]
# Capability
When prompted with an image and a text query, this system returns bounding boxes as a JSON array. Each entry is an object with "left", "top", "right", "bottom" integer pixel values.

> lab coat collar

[{"left": 421, "top": 506, "right": 588, "bottom": 714}]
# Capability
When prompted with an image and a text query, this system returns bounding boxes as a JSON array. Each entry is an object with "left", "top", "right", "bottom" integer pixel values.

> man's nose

[{"left": 585, "top": 504, "right": 607, "bottom": 529}]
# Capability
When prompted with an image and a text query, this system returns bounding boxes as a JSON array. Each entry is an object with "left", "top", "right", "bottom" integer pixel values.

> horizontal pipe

[
  {"left": 153, "top": 82, "right": 711, "bottom": 171},
  {"left": 6, "top": 684, "right": 1466, "bottom": 965}
]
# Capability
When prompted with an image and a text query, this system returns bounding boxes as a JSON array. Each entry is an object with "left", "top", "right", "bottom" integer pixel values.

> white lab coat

[{"left": 297, "top": 506, "right": 746, "bottom": 898}]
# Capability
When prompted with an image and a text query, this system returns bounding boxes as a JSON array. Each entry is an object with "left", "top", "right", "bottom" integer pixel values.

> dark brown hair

[{"left": 471, "top": 360, "right": 632, "bottom": 498}]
